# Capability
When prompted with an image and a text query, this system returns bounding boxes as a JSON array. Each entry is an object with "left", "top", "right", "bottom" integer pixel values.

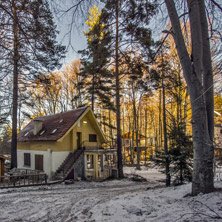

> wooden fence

[{"left": 0, "top": 173, "right": 47, "bottom": 188}]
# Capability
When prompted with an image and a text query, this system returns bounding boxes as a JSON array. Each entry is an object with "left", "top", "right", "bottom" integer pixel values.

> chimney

[{"left": 33, "top": 120, "right": 43, "bottom": 135}]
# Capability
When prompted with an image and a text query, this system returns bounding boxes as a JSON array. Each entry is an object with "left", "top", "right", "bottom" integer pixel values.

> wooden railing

[
  {"left": 80, "top": 141, "right": 102, "bottom": 150},
  {"left": 10, "top": 168, "right": 43, "bottom": 175},
  {"left": 0, "top": 174, "right": 47, "bottom": 188}
]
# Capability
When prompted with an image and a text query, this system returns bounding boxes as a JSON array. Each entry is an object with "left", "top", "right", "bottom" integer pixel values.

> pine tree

[
  {"left": 100, "top": 0, "right": 157, "bottom": 177},
  {"left": 0, "top": 0, "right": 65, "bottom": 169},
  {"left": 150, "top": 44, "right": 193, "bottom": 186},
  {"left": 74, "top": 0, "right": 157, "bottom": 177},
  {"left": 78, "top": 5, "right": 114, "bottom": 112},
  {"left": 168, "top": 120, "right": 193, "bottom": 185}
]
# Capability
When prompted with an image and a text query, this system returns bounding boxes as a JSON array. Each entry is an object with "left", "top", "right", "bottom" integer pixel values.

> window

[
  {"left": 35, "top": 154, "right": 43, "bottom": 171},
  {"left": 24, "top": 153, "right": 31, "bottom": 166},
  {"left": 40, "top": 130, "right": 45, "bottom": 136},
  {"left": 98, "top": 155, "right": 103, "bottom": 170},
  {"left": 51, "top": 129, "right": 57, "bottom": 134},
  {"left": 89, "top": 134, "right": 97, "bottom": 142},
  {"left": 87, "top": 154, "right": 94, "bottom": 169}
]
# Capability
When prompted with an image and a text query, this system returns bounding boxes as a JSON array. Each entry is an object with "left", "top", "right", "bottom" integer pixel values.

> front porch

[{"left": 84, "top": 148, "right": 117, "bottom": 181}]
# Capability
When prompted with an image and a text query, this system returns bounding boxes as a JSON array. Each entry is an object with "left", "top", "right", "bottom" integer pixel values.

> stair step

[{"left": 55, "top": 148, "right": 85, "bottom": 180}]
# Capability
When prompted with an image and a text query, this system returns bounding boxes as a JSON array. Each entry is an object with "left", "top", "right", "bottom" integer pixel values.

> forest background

[{"left": 0, "top": 0, "right": 221, "bottom": 194}]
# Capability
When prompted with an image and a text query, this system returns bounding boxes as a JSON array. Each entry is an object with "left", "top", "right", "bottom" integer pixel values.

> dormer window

[
  {"left": 40, "top": 130, "right": 45, "bottom": 136},
  {"left": 51, "top": 129, "right": 57, "bottom": 134}
]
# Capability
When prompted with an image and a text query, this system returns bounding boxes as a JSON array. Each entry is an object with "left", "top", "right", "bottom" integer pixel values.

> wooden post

[
  {"left": 45, "top": 174, "right": 47, "bottom": 184},
  {"left": 94, "top": 154, "right": 98, "bottom": 180}
]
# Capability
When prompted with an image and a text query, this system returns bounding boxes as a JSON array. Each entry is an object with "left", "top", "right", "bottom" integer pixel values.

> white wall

[
  {"left": 51, "top": 151, "right": 70, "bottom": 172},
  {"left": 17, "top": 150, "right": 70, "bottom": 180}
]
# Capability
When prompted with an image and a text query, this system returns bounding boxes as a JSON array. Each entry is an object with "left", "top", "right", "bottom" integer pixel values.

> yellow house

[{"left": 17, "top": 107, "right": 117, "bottom": 181}]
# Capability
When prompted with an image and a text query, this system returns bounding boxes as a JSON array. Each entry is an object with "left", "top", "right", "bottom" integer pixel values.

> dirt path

[{"left": 0, "top": 180, "right": 159, "bottom": 222}]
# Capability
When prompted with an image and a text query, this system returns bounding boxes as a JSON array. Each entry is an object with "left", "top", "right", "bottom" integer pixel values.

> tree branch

[{"left": 210, "top": 0, "right": 222, "bottom": 12}]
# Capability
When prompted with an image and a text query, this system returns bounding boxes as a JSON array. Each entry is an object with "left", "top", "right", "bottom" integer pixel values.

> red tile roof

[{"left": 17, "top": 107, "right": 89, "bottom": 142}]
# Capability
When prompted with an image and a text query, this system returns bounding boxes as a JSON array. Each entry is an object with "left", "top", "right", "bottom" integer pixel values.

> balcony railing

[{"left": 80, "top": 140, "right": 102, "bottom": 150}]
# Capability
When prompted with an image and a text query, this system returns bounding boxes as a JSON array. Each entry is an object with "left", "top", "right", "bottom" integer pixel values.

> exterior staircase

[{"left": 54, "top": 148, "right": 85, "bottom": 180}]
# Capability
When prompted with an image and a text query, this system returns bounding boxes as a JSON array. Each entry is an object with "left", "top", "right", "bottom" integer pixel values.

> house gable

[{"left": 57, "top": 108, "right": 106, "bottom": 144}]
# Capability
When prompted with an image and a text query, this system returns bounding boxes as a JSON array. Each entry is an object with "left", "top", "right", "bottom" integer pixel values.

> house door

[
  {"left": 35, "top": 154, "right": 43, "bottom": 171},
  {"left": 76, "top": 132, "right": 82, "bottom": 149}
]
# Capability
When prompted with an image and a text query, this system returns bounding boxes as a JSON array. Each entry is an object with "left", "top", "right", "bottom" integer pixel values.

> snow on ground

[
  {"left": 124, "top": 166, "right": 165, "bottom": 182},
  {"left": 90, "top": 182, "right": 222, "bottom": 222},
  {"left": 0, "top": 167, "right": 221, "bottom": 222}
]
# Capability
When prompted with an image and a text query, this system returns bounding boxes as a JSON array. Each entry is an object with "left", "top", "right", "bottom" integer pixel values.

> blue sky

[
  {"left": 53, "top": 1, "right": 165, "bottom": 67},
  {"left": 52, "top": 1, "right": 99, "bottom": 66},
  {"left": 56, "top": 20, "right": 87, "bottom": 65}
]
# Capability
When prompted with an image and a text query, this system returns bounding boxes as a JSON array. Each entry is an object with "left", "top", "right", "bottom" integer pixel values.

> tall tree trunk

[
  {"left": 178, "top": 66, "right": 183, "bottom": 123},
  {"left": 109, "top": 109, "right": 113, "bottom": 148},
  {"left": 122, "top": 106, "right": 125, "bottom": 134},
  {"left": 11, "top": 0, "right": 18, "bottom": 169},
  {"left": 184, "top": 89, "right": 189, "bottom": 135},
  {"left": 158, "top": 89, "right": 162, "bottom": 151},
  {"left": 162, "top": 76, "right": 170, "bottom": 186},
  {"left": 132, "top": 82, "right": 140, "bottom": 169},
  {"left": 103, "top": 108, "right": 106, "bottom": 134},
  {"left": 128, "top": 114, "right": 134, "bottom": 165},
  {"left": 122, "top": 106, "right": 125, "bottom": 164},
  {"left": 136, "top": 108, "right": 140, "bottom": 170},
  {"left": 18, "top": 92, "right": 22, "bottom": 132},
  {"left": 115, "top": 0, "right": 123, "bottom": 178},
  {"left": 144, "top": 106, "right": 148, "bottom": 165},
  {"left": 92, "top": 73, "right": 95, "bottom": 112},
  {"left": 128, "top": 115, "right": 132, "bottom": 164},
  {"left": 199, "top": 0, "right": 214, "bottom": 142},
  {"left": 165, "top": 0, "right": 214, "bottom": 194}
]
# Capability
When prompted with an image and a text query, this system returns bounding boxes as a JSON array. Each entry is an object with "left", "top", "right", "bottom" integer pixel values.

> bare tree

[{"left": 164, "top": 0, "right": 214, "bottom": 195}]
